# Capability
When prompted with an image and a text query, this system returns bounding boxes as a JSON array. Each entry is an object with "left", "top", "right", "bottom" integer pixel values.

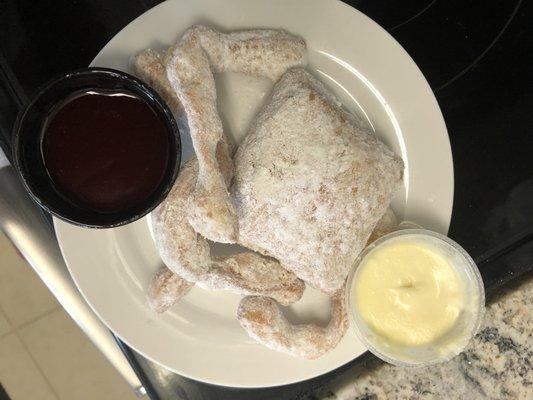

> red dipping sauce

[{"left": 40, "top": 90, "right": 169, "bottom": 213}]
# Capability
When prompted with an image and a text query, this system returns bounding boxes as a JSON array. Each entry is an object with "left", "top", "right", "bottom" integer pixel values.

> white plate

[{"left": 54, "top": 0, "right": 453, "bottom": 388}]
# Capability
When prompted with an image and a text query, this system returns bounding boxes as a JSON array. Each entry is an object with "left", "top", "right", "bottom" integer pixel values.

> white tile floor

[{"left": 0, "top": 231, "right": 137, "bottom": 400}]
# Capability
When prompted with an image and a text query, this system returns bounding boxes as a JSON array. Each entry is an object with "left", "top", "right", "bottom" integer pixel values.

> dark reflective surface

[
  {"left": 1, "top": 0, "right": 531, "bottom": 399},
  {"left": 354, "top": 0, "right": 533, "bottom": 261},
  {"left": 0, "top": 0, "right": 147, "bottom": 94}
]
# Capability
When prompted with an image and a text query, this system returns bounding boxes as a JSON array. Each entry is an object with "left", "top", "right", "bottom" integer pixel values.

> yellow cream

[{"left": 354, "top": 238, "right": 466, "bottom": 347}]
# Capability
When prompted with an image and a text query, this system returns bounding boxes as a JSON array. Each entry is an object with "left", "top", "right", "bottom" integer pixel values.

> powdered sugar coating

[
  {"left": 166, "top": 25, "right": 306, "bottom": 244},
  {"left": 140, "top": 28, "right": 403, "bottom": 358},
  {"left": 147, "top": 267, "right": 194, "bottom": 313},
  {"left": 132, "top": 49, "right": 184, "bottom": 116},
  {"left": 233, "top": 68, "right": 404, "bottom": 294},
  {"left": 149, "top": 207, "right": 398, "bottom": 314},
  {"left": 237, "top": 289, "right": 348, "bottom": 359},
  {"left": 152, "top": 157, "right": 304, "bottom": 305}
]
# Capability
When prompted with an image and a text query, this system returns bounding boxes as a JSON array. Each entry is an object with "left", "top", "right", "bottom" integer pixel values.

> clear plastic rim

[{"left": 345, "top": 228, "right": 485, "bottom": 367}]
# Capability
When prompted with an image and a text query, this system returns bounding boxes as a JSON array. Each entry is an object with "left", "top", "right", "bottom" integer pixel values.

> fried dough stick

[
  {"left": 166, "top": 25, "right": 306, "bottom": 243},
  {"left": 151, "top": 157, "right": 304, "bottom": 306}
]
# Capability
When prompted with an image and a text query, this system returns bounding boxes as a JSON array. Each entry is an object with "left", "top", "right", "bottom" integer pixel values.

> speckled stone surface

[{"left": 307, "top": 277, "right": 532, "bottom": 400}]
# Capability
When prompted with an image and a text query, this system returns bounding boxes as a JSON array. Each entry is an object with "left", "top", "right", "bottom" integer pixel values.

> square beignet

[{"left": 233, "top": 68, "right": 404, "bottom": 294}]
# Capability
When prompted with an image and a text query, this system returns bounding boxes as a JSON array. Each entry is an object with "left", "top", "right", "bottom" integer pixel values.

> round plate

[{"left": 54, "top": 0, "right": 453, "bottom": 388}]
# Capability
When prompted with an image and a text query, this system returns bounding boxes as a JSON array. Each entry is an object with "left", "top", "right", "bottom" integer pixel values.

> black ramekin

[{"left": 12, "top": 67, "right": 181, "bottom": 228}]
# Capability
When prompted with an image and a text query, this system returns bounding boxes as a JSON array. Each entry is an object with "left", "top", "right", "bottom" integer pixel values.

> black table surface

[{"left": 1, "top": 1, "right": 532, "bottom": 399}]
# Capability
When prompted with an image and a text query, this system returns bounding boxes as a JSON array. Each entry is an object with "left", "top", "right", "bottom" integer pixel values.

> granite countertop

[{"left": 308, "top": 277, "right": 532, "bottom": 400}]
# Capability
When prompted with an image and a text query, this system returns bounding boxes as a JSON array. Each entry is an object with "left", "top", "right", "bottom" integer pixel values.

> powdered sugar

[{"left": 233, "top": 68, "right": 404, "bottom": 294}]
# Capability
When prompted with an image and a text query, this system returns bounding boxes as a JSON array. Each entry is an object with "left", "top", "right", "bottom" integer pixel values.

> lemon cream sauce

[{"left": 353, "top": 236, "right": 466, "bottom": 347}]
